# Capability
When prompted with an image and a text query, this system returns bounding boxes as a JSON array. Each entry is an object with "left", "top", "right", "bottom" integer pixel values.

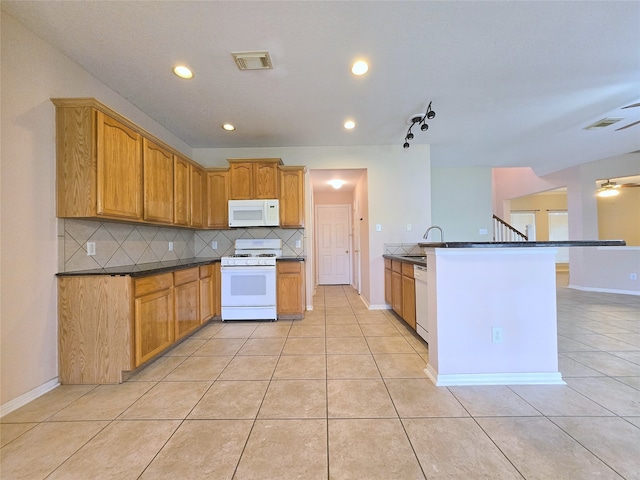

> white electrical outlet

[
  {"left": 407, "top": 224, "right": 412, "bottom": 231},
  {"left": 86, "top": 242, "right": 96, "bottom": 256},
  {"left": 295, "top": 240, "right": 301, "bottom": 248},
  {"left": 631, "top": 273, "right": 638, "bottom": 281},
  {"left": 168, "top": 242, "right": 174, "bottom": 251},
  {"left": 492, "top": 327, "right": 503, "bottom": 343},
  {"left": 479, "top": 228, "right": 488, "bottom": 235},
  {"left": 212, "top": 241, "right": 218, "bottom": 250},
  {"left": 376, "top": 224, "right": 382, "bottom": 232}
]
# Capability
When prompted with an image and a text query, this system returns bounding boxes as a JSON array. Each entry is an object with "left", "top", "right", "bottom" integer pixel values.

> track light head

[{"left": 402, "top": 101, "right": 436, "bottom": 149}]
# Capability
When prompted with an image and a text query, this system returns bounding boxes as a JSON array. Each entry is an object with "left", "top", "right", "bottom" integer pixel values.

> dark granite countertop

[
  {"left": 57, "top": 258, "right": 220, "bottom": 277},
  {"left": 383, "top": 254, "right": 426, "bottom": 266},
  {"left": 57, "top": 256, "right": 306, "bottom": 277},
  {"left": 418, "top": 240, "right": 626, "bottom": 248}
]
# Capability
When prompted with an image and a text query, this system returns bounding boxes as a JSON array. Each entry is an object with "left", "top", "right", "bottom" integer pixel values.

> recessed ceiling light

[
  {"left": 344, "top": 120, "right": 356, "bottom": 130},
  {"left": 173, "top": 65, "right": 194, "bottom": 79},
  {"left": 351, "top": 60, "right": 368, "bottom": 75},
  {"left": 222, "top": 124, "right": 236, "bottom": 131},
  {"left": 328, "top": 179, "right": 346, "bottom": 189}
]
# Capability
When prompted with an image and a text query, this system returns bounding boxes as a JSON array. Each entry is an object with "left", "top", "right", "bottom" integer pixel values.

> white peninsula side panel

[{"left": 424, "top": 247, "right": 565, "bottom": 386}]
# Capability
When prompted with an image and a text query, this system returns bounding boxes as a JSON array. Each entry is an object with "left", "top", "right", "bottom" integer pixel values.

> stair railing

[{"left": 492, "top": 214, "right": 528, "bottom": 242}]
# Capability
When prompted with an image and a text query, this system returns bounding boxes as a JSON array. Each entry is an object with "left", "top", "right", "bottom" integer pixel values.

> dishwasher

[{"left": 413, "top": 265, "right": 429, "bottom": 344}]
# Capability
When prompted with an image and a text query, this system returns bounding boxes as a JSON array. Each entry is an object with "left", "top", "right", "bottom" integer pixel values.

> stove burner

[
  {"left": 231, "top": 254, "right": 251, "bottom": 258},
  {"left": 257, "top": 253, "right": 276, "bottom": 257}
]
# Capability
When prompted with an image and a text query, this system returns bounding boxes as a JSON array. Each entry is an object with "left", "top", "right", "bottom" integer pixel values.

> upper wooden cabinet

[
  {"left": 143, "top": 139, "right": 174, "bottom": 224},
  {"left": 228, "top": 158, "right": 282, "bottom": 200},
  {"left": 279, "top": 166, "right": 306, "bottom": 228},
  {"left": 206, "top": 169, "right": 229, "bottom": 228},
  {"left": 190, "top": 164, "right": 204, "bottom": 228},
  {"left": 54, "top": 100, "right": 143, "bottom": 221},
  {"left": 174, "top": 155, "right": 191, "bottom": 226}
]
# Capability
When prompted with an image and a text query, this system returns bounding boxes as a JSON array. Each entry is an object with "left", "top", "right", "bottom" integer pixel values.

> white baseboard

[
  {"left": 1, "top": 378, "right": 60, "bottom": 418},
  {"left": 425, "top": 365, "right": 565, "bottom": 386},
  {"left": 367, "top": 304, "right": 389, "bottom": 310},
  {"left": 568, "top": 284, "right": 640, "bottom": 296}
]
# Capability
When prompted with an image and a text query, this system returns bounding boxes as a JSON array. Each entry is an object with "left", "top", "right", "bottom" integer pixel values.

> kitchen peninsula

[{"left": 391, "top": 240, "right": 625, "bottom": 387}]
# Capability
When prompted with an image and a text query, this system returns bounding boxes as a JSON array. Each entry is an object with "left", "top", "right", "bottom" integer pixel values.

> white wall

[
  {"left": 431, "top": 167, "right": 493, "bottom": 241},
  {"left": 0, "top": 13, "right": 193, "bottom": 410},
  {"left": 193, "top": 145, "right": 431, "bottom": 308}
]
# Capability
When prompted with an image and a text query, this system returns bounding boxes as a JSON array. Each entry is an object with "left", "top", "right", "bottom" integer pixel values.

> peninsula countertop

[{"left": 418, "top": 240, "right": 626, "bottom": 248}]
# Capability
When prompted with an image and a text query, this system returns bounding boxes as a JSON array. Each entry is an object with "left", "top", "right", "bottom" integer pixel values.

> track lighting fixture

[{"left": 403, "top": 102, "right": 436, "bottom": 149}]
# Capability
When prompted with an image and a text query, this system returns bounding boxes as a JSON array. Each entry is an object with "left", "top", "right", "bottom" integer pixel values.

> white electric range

[{"left": 220, "top": 239, "right": 282, "bottom": 321}]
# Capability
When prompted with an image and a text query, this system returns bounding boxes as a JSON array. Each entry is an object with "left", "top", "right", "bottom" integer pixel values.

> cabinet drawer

[
  {"left": 402, "top": 262, "right": 414, "bottom": 278},
  {"left": 199, "top": 264, "right": 213, "bottom": 278},
  {"left": 391, "top": 260, "right": 402, "bottom": 273},
  {"left": 278, "top": 261, "right": 302, "bottom": 274},
  {"left": 174, "top": 267, "right": 199, "bottom": 286},
  {"left": 134, "top": 273, "right": 173, "bottom": 297},
  {"left": 384, "top": 258, "right": 391, "bottom": 270}
]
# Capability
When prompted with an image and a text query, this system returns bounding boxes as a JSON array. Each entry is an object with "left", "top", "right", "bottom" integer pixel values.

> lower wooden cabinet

[
  {"left": 134, "top": 273, "right": 174, "bottom": 366},
  {"left": 58, "top": 263, "right": 218, "bottom": 384},
  {"left": 401, "top": 263, "right": 416, "bottom": 329},
  {"left": 199, "top": 265, "right": 214, "bottom": 322},
  {"left": 384, "top": 259, "right": 392, "bottom": 306},
  {"left": 384, "top": 258, "right": 417, "bottom": 330},
  {"left": 277, "top": 261, "right": 305, "bottom": 319},
  {"left": 174, "top": 268, "right": 200, "bottom": 341},
  {"left": 391, "top": 261, "right": 403, "bottom": 317}
]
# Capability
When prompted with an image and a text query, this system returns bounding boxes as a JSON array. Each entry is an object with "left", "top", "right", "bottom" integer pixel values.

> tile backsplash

[
  {"left": 59, "top": 219, "right": 305, "bottom": 272},
  {"left": 383, "top": 243, "right": 423, "bottom": 255}
]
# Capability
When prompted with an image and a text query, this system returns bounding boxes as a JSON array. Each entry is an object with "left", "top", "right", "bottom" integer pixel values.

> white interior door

[{"left": 316, "top": 204, "right": 351, "bottom": 285}]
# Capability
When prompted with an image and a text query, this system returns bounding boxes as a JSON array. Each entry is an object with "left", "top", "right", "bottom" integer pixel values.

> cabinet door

[
  {"left": 277, "top": 261, "right": 305, "bottom": 316},
  {"left": 96, "top": 111, "right": 143, "bottom": 219},
  {"left": 384, "top": 267, "right": 392, "bottom": 306},
  {"left": 279, "top": 167, "right": 305, "bottom": 228},
  {"left": 143, "top": 139, "right": 174, "bottom": 223},
  {"left": 402, "top": 275, "right": 416, "bottom": 329},
  {"left": 254, "top": 162, "right": 279, "bottom": 199},
  {"left": 199, "top": 267, "right": 213, "bottom": 323},
  {"left": 190, "top": 165, "right": 204, "bottom": 228},
  {"left": 206, "top": 170, "right": 229, "bottom": 228},
  {"left": 175, "top": 280, "right": 200, "bottom": 341},
  {"left": 134, "top": 287, "right": 173, "bottom": 366},
  {"left": 229, "top": 162, "right": 253, "bottom": 199},
  {"left": 391, "top": 270, "right": 403, "bottom": 316},
  {"left": 173, "top": 156, "right": 190, "bottom": 226}
]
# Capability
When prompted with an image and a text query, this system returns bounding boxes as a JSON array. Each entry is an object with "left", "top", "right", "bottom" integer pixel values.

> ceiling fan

[
  {"left": 597, "top": 178, "right": 640, "bottom": 197},
  {"left": 615, "top": 102, "right": 640, "bottom": 131}
]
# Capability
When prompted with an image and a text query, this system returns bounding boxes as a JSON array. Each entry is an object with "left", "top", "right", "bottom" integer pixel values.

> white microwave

[{"left": 228, "top": 199, "right": 280, "bottom": 227}]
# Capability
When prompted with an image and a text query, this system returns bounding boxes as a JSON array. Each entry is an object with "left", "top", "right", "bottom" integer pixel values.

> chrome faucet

[{"left": 423, "top": 225, "right": 444, "bottom": 242}]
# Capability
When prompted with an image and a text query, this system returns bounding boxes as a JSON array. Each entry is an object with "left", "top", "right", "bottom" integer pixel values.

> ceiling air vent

[
  {"left": 584, "top": 118, "right": 623, "bottom": 130},
  {"left": 232, "top": 51, "right": 273, "bottom": 70}
]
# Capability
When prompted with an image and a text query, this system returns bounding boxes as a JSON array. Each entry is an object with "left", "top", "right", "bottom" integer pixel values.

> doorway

[{"left": 316, "top": 204, "right": 351, "bottom": 285}]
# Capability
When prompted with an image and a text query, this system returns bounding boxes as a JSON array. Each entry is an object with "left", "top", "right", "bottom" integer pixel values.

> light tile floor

[{"left": 2, "top": 282, "right": 639, "bottom": 479}]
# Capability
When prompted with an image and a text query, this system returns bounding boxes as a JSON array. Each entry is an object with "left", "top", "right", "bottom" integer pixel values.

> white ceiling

[{"left": 3, "top": 1, "right": 639, "bottom": 177}]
